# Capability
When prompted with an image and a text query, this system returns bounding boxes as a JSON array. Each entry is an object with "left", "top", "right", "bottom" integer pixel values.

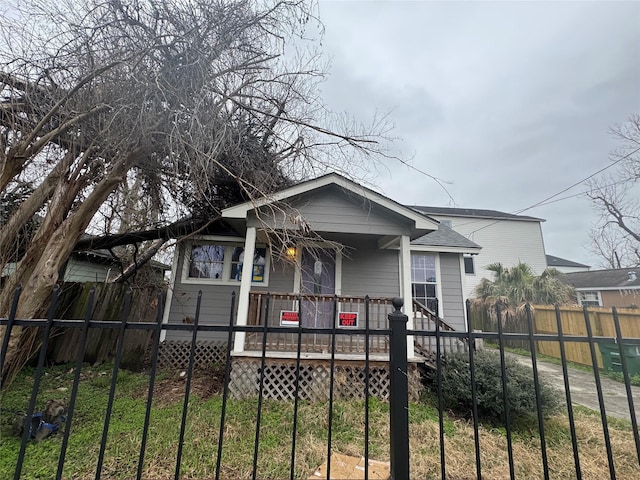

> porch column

[
  {"left": 399, "top": 234, "right": 415, "bottom": 358},
  {"left": 233, "top": 226, "right": 257, "bottom": 353}
]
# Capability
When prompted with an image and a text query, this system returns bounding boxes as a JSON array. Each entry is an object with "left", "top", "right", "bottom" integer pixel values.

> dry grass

[
  {"left": 1, "top": 366, "right": 639, "bottom": 479},
  {"left": 407, "top": 411, "right": 640, "bottom": 479}
]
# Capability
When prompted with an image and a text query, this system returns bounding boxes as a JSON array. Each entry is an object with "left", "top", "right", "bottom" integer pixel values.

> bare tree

[
  {"left": 0, "top": 0, "right": 391, "bottom": 385},
  {"left": 587, "top": 114, "right": 640, "bottom": 268}
]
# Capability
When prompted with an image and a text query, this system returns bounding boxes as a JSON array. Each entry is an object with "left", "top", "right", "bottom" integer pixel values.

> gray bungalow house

[{"left": 160, "top": 173, "right": 480, "bottom": 398}]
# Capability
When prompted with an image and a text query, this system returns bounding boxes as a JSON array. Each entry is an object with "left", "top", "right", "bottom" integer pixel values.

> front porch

[{"left": 241, "top": 292, "right": 466, "bottom": 357}]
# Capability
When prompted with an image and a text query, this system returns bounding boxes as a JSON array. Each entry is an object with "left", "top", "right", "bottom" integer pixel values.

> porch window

[
  {"left": 230, "top": 246, "right": 267, "bottom": 282},
  {"left": 577, "top": 291, "right": 602, "bottom": 307},
  {"left": 189, "top": 244, "right": 225, "bottom": 279},
  {"left": 186, "top": 242, "right": 267, "bottom": 284},
  {"left": 411, "top": 254, "right": 438, "bottom": 312}
]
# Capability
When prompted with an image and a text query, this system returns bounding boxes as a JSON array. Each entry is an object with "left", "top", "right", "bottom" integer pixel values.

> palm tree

[{"left": 474, "top": 262, "right": 576, "bottom": 313}]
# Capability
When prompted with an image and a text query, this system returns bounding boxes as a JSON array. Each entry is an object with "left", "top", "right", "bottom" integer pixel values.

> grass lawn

[{"left": 1, "top": 364, "right": 639, "bottom": 479}]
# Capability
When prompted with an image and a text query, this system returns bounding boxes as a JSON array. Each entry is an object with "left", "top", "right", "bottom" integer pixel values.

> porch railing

[
  {"left": 246, "top": 292, "right": 393, "bottom": 354},
  {"left": 413, "top": 299, "right": 468, "bottom": 357},
  {"left": 245, "top": 293, "right": 468, "bottom": 357}
]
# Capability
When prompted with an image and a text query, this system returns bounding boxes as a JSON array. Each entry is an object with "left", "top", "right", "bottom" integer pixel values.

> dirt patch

[{"left": 141, "top": 365, "right": 225, "bottom": 405}]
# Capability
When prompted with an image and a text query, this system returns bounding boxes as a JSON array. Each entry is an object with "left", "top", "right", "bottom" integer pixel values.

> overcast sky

[{"left": 315, "top": 0, "right": 640, "bottom": 267}]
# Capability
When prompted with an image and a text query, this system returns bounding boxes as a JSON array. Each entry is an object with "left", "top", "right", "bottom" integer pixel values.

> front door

[{"left": 300, "top": 248, "right": 336, "bottom": 329}]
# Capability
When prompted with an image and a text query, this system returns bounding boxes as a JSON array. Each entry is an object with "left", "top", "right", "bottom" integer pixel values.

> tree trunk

[
  {"left": 0, "top": 159, "right": 129, "bottom": 387},
  {"left": 0, "top": 150, "right": 79, "bottom": 270}
]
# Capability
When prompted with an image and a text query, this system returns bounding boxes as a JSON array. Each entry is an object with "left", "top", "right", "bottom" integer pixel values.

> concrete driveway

[{"left": 512, "top": 354, "right": 640, "bottom": 422}]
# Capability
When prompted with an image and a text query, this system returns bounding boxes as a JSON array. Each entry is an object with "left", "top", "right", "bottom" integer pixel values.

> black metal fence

[{"left": 1, "top": 286, "right": 640, "bottom": 479}]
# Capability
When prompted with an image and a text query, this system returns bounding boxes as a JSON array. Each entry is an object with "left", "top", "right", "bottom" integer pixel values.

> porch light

[{"left": 286, "top": 246, "right": 297, "bottom": 258}]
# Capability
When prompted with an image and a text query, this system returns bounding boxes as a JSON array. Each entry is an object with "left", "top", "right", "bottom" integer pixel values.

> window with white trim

[
  {"left": 411, "top": 254, "right": 438, "bottom": 312},
  {"left": 577, "top": 291, "right": 602, "bottom": 307},
  {"left": 184, "top": 242, "right": 268, "bottom": 284},
  {"left": 464, "top": 255, "right": 475, "bottom": 275}
]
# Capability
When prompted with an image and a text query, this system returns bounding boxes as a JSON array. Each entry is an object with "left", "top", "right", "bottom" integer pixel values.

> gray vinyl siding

[
  {"left": 165, "top": 245, "right": 296, "bottom": 342},
  {"left": 165, "top": 245, "right": 238, "bottom": 342},
  {"left": 439, "top": 253, "right": 466, "bottom": 330},
  {"left": 251, "top": 260, "right": 295, "bottom": 294},
  {"left": 249, "top": 187, "right": 411, "bottom": 237},
  {"left": 63, "top": 259, "right": 111, "bottom": 283},
  {"left": 341, "top": 238, "right": 400, "bottom": 298}
]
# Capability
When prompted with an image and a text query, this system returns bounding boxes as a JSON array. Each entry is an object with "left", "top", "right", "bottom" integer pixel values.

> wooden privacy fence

[
  {"left": 534, "top": 305, "right": 640, "bottom": 369},
  {"left": 47, "top": 282, "right": 164, "bottom": 369},
  {"left": 470, "top": 303, "right": 640, "bottom": 368}
]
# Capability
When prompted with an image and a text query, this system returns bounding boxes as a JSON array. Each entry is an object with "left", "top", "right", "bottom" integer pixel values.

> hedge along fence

[
  {"left": 469, "top": 303, "right": 640, "bottom": 368},
  {"left": 46, "top": 282, "right": 164, "bottom": 370},
  {"left": 468, "top": 303, "right": 530, "bottom": 351}
]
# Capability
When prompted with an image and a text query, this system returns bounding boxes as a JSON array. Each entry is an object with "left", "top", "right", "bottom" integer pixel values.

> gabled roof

[
  {"left": 546, "top": 254, "right": 590, "bottom": 269},
  {"left": 410, "top": 206, "right": 544, "bottom": 222},
  {"left": 563, "top": 268, "right": 640, "bottom": 290},
  {"left": 222, "top": 172, "right": 440, "bottom": 231},
  {"left": 411, "top": 224, "right": 481, "bottom": 253}
]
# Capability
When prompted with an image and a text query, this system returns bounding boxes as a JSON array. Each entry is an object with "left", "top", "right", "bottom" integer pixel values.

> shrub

[{"left": 427, "top": 350, "right": 561, "bottom": 427}]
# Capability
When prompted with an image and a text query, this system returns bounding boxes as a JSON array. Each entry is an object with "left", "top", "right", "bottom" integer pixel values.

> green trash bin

[{"left": 598, "top": 342, "right": 640, "bottom": 377}]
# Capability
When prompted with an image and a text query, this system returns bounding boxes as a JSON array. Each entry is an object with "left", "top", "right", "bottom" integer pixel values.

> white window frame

[
  {"left": 410, "top": 253, "right": 439, "bottom": 314},
  {"left": 181, "top": 237, "right": 270, "bottom": 286},
  {"left": 577, "top": 290, "right": 602, "bottom": 307}
]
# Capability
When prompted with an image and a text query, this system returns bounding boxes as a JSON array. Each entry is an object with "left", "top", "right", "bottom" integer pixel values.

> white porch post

[
  {"left": 233, "top": 226, "right": 257, "bottom": 353},
  {"left": 399, "top": 234, "right": 415, "bottom": 358}
]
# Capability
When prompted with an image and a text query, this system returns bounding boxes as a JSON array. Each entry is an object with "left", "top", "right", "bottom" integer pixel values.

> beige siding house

[{"left": 564, "top": 268, "right": 640, "bottom": 308}]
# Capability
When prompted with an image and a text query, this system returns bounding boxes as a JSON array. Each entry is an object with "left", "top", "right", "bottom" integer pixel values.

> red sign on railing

[
  {"left": 338, "top": 312, "right": 358, "bottom": 328},
  {"left": 280, "top": 310, "right": 300, "bottom": 326}
]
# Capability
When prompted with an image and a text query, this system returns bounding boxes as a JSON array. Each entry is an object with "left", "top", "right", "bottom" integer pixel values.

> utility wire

[
  {"left": 511, "top": 146, "right": 640, "bottom": 217},
  {"left": 448, "top": 177, "right": 632, "bottom": 231},
  {"left": 459, "top": 146, "right": 640, "bottom": 237},
  {"left": 394, "top": 157, "right": 457, "bottom": 206}
]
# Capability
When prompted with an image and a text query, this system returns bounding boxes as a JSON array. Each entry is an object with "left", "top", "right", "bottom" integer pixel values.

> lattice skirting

[
  {"left": 229, "top": 357, "right": 422, "bottom": 402},
  {"left": 157, "top": 341, "right": 228, "bottom": 369}
]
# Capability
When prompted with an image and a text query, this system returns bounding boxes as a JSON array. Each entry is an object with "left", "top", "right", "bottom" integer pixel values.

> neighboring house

[
  {"left": 2, "top": 251, "right": 115, "bottom": 283},
  {"left": 63, "top": 249, "right": 125, "bottom": 283},
  {"left": 546, "top": 254, "right": 590, "bottom": 273},
  {"left": 162, "top": 173, "right": 481, "bottom": 364},
  {"left": 409, "top": 206, "right": 547, "bottom": 299},
  {"left": 2, "top": 249, "right": 169, "bottom": 284},
  {"left": 563, "top": 268, "right": 640, "bottom": 308}
]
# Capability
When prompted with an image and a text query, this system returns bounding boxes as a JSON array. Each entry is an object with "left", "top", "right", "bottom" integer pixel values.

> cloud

[{"left": 314, "top": 0, "right": 640, "bottom": 266}]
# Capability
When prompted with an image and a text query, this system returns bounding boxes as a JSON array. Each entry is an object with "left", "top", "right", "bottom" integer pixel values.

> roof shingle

[
  {"left": 563, "top": 268, "right": 640, "bottom": 289},
  {"left": 411, "top": 224, "right": 481, "bottom": 250},
  {"left": 410, "top": 206, "right": 543, "bottom": 222}
]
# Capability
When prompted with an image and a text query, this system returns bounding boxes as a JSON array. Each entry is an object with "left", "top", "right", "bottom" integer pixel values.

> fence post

[{"left": 389, "top": 297, "right": 409, "bottom": 480}]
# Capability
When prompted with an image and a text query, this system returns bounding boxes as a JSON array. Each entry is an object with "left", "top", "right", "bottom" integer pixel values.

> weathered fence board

[{"left": 48, "top": 282, "right": 163, "bottom": 369}]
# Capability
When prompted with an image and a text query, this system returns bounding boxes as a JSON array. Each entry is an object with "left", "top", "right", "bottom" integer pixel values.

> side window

[
  {"left": 189, "top": 244, "right": 225, "bottom": 279},
  {"left": 578, "top": 291, "right": 601, "bottom": 307},
  {"left": 411, "top": 254, "right": 438, "bottom": 312},
  {"left": 464, "top": 255, "right": 475, "bottom": 275}
]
